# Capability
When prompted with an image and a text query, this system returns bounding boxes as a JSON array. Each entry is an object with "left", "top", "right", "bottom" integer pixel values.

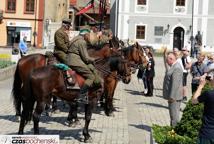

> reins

[{"left": 94, "top": 57, "right": 127, "bottom": 80}]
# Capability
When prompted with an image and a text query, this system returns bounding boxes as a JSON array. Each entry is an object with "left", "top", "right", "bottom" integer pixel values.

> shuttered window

[
  {"left": 6, "top": 0, "right": 16, "bottom": 12},
  {"left": 25, "top": 0, "right": 35, "bottom": 13}
]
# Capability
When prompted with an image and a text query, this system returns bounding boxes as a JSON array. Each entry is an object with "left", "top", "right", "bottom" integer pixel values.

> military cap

[
  {"left": 62, "top": 18, "right": 72, "bottom": 25},
  {"left": 79, "top": 26, "right": 90, "bottom": 35},
  {"left": 88, "top": 21, "right": 98, "bottom": 26}
]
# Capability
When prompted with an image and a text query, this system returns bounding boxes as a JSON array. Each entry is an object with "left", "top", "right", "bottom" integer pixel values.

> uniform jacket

[
  {"left": 67, "top": 35, "right": 94, "bottom": 66},
  {"left": 163, "top": 62, "right": 183, "bottom": 100},
  {"left": 54, "top": 27, "right": 70, "bottom": 63}
]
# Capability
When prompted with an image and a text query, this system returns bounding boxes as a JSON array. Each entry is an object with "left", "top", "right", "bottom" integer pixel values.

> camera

[{"left": 206, "top": 76, "right": 212, "bottom": 81}]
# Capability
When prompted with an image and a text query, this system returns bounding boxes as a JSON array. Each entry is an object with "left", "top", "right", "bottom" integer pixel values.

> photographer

[
  {"left": 191, "top": 53, "right": 206, "bottom": 94},
  {"left": 192, "top": 74, "right": 214, "bottom": 143}
]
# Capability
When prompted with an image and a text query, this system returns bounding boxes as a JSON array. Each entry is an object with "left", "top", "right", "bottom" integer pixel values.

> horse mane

[
  {"left": 88, "top": 43, "right": 110, "bottom": 51},
  {"left": 108, "top": 56, "right": 123, "bottom": 71},
  {"left": 121, "top": 45, "right": 133, "bottom": 57}
]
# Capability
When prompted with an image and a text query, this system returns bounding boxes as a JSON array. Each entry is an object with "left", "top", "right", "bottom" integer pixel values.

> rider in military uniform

[
  {"left": 54, "top": 18, "right": 73, "bottom": 87},
  {"left": 54, "top": 18, "right": 71, "bottom": 63},
  {"left": 67, "top": 27, "right": 101, "bottom": 103}
]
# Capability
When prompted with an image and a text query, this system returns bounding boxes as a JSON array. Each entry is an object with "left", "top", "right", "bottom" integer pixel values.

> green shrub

[
  {"left": 0, "top": 61, "right": 15, "bottom": 69},
  {"left": 153, "top": 84, "right": 213, "bottom": 144},
  {"left": 152, "top": 124, "right": 192, "bottom": 144}
]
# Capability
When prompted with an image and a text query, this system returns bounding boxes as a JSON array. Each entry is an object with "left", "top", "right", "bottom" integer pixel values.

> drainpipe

[
  {"left": 33, "top": 0, "right": 38, "bottom": 47},
  {"left": 190, "top": 0, "right": 194, "bottom": 57}
]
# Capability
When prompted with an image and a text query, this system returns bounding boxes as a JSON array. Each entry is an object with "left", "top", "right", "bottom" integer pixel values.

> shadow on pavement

[
  {"left": 129, "top": 124, "right": 151, "bottom": 132},
  {"left": 136, "top": 102, "right": 168, "bottom": 109},
  {"left": 124, "top": 89, "right": 142, "bottom": 96}
]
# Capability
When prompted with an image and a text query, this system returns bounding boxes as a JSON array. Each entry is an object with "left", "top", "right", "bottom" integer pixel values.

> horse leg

[
  {"left": 15, "top": 98, "right": 22, "bottom": 122},
  {"left": 83, "top": 101, "right": 95, "bottom": 143},
  {"left": 33, "top": 102, "right": 45, "bottom": 134},
  {"left": 51, "top": 96, "right": 60, "bottom": 114},
  {"left": 18, "top": 109, "right": 27, "bottom": 134},
  {"left": 67, "top": 102, "right": 80, "bottom": 127},
  {"left": 104, "top": 79, "right": 117, "bottom": 116},
  {"left": 99, "top": 92, "right": 105, "bottom": 108},
  {"left": 110, "top": 81, "right": 118, "bottom": 112}
]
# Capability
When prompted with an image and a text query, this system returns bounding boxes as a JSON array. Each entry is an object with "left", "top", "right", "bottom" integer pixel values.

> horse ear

[{"left": 135, "top": 42, "right": 139, "bottom": 49}]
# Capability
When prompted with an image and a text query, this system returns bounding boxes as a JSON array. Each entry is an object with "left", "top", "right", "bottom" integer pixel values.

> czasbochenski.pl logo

[{"left": 0, "top": 135, "right": 59, "bottom": 144}]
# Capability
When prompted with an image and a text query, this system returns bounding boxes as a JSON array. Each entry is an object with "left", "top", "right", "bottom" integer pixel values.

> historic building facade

[
  {"left": 110, "top": 0, "right": 214, "bottom": 51},
  {"left": 0, "top": 0, "right": 44, "bottom": 47},
  {"left": 0, "top": 0, "right": 69, "bottom": 48}
]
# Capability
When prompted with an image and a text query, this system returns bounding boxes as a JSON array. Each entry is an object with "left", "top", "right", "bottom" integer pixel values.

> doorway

[{"left": 173, "top": 27, "right": 184, "bottom": 50}]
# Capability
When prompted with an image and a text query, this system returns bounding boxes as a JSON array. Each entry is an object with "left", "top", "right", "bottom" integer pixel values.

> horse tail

[
  {"left": 23, "top": 76, "right": 35, "bottom": 122},
  {"left": 12, "top": 64, "right": 22, "bottom": 115}
]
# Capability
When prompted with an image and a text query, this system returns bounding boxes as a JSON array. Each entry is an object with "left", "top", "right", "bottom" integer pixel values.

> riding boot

[
  {"left": 65, "top": 70, "right": 74, "bottom": 89},
  {"left": 78, "top": 84, "right": 90, "bottom": 104}
]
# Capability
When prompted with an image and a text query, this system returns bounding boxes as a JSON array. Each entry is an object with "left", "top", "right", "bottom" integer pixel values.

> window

[
  {"left": 137, "top": 0, "right": 147, "bottom": 5},
  {"left": 154, "top": 26, "right": 164, "bottom": 36},
  {"left": 176, "top": 0, "right": 185, "bottom": 6},
  {"left": 6, "top": 0, "right": 16, "bottom": 12},
  {"left": 25, "top": 0, "right": 35, "bottom": 13},
  {"left": 136, "top": 25, "right": 145, "bottom": 39}
]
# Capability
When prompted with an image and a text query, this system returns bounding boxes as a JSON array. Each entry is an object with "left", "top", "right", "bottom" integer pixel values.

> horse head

[{"left": 109, "top": 56, "right": 131, "bottom": 84}]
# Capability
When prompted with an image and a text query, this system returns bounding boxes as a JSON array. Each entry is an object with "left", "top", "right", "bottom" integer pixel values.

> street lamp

[{"left": 190, "top": 0, "right": 194, "bottom": 57}]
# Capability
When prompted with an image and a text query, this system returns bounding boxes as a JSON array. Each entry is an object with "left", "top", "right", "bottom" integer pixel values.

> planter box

[
  {"left": 0, "top": 65, "right": 16, "bottom": 81},
  {"left": 150, "top": 130, "right": 158, "bottom": 144}
]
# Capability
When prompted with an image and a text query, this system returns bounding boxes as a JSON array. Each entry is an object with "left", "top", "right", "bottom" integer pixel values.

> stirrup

[{"left": 76, "top": 93, "right": 88, "bottom": 104}]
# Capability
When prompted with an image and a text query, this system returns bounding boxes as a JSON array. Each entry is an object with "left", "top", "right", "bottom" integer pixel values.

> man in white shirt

[{"left": 177, "top": 46, "right": 192, "bottom": 101}]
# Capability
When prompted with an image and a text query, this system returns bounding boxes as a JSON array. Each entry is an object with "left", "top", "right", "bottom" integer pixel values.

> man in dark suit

[{"left": 163, "top": 52, "right": 183, "bottom": 126}]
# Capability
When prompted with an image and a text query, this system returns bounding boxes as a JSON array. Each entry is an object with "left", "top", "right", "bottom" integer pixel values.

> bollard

[{"left": 11, "top": 48, "right": 21, "bottom": 63}]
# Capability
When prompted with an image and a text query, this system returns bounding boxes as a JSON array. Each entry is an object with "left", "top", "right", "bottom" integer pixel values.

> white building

[{"left": 110, "top": 0, "right": 214, "bottom": 52}]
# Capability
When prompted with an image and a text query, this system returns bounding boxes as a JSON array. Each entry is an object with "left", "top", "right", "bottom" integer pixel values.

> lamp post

[
  {"left": 190, "top": 0, "right": 194, "bottom": 57},
  {"left": 33, "top": 0, "right": 37, "bottom": 47}
]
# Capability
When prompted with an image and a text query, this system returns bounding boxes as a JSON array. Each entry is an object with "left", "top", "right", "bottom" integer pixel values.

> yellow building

[{"left": 0, "top": 0, "right": 71, "bottom": 48}]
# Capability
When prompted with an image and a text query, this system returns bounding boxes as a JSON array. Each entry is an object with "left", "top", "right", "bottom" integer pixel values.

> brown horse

[
  {"left": 12, "top": 54, "right": 47, "bottom": 120},
  {"left": 97, "top": 42, "right": 148, "bottom": 116},
  {"left": 15, "top": 55, "right": 131, "bottom": 143},
  {"left": 12, "top": 42, "right": 118, "bottom": 121}
]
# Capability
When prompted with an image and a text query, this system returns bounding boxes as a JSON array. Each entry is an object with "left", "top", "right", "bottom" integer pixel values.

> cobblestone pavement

[{"left": 0, "top": 56, "right": 192, "bottom": 144}]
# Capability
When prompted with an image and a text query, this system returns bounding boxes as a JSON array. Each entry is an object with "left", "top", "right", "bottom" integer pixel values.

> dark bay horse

[
  {"left": 12, "top": 54, "right": 46, "bottom": 120},
  {"left": 15, "top": 55, "right": 131, "bottom": 143}
]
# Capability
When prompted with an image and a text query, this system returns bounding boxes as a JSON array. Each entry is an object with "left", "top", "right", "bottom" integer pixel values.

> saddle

[{"left": 45, "top": 51, "right": 79, "bottom": 89}]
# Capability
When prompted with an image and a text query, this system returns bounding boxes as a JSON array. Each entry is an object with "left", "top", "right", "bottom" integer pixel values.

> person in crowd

[
  {"left": 18, "top": 36, "right": 28, "bottom": 56},
  {"left": 145, "top": 51, "right": 155, "bottom": 96},
  {"left": 53, "top": 18, "right": 73, "bottom": 88},
  {"left": 142, "top": 46, "right": 150, "bottom": 95},
  {"left": 191, "top": 53, "right": 206, "bottom": 94},
  {"left": 192, "top": 74, "right": 214, "bottom": 144},
  {"left": 163, "top": 47, "right": 181, "bottom": 71},
  {"left": 177, "top": 46, "right": 192, "bottom": 101},
  {"left": 67, "top": 27, "right": 101, "bottom": 103},
  {"left": 163, "top": 52, "right": 183, "bottom": 127}
]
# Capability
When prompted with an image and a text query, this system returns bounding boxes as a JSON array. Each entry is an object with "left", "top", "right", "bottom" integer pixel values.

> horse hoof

[
  {"left": 84, "top": 137, "right": 93, "bottom": 143},
  {"left": 68, "top": 122, "right": 76, "bottom": 128},
  {"left": 68, "top": 120, "right": 81, "bottom": 127},
  {"left": 15, "top": 116, "right": 20, "bottom": 122},
  {"left": 109, "top": 112, "right": 115, "bottom": 117},
  {"left": 105, "top": 111, "right": 114, "bottom": 117},
  {"left": 18, "top": 131, "right": 23, "bottom": 135},
  {"left": 52, "top": 109, "right": 60, "bottom": 114},
  {"left": 112, "top": 107, "right": 117, "bottom": 111}
]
